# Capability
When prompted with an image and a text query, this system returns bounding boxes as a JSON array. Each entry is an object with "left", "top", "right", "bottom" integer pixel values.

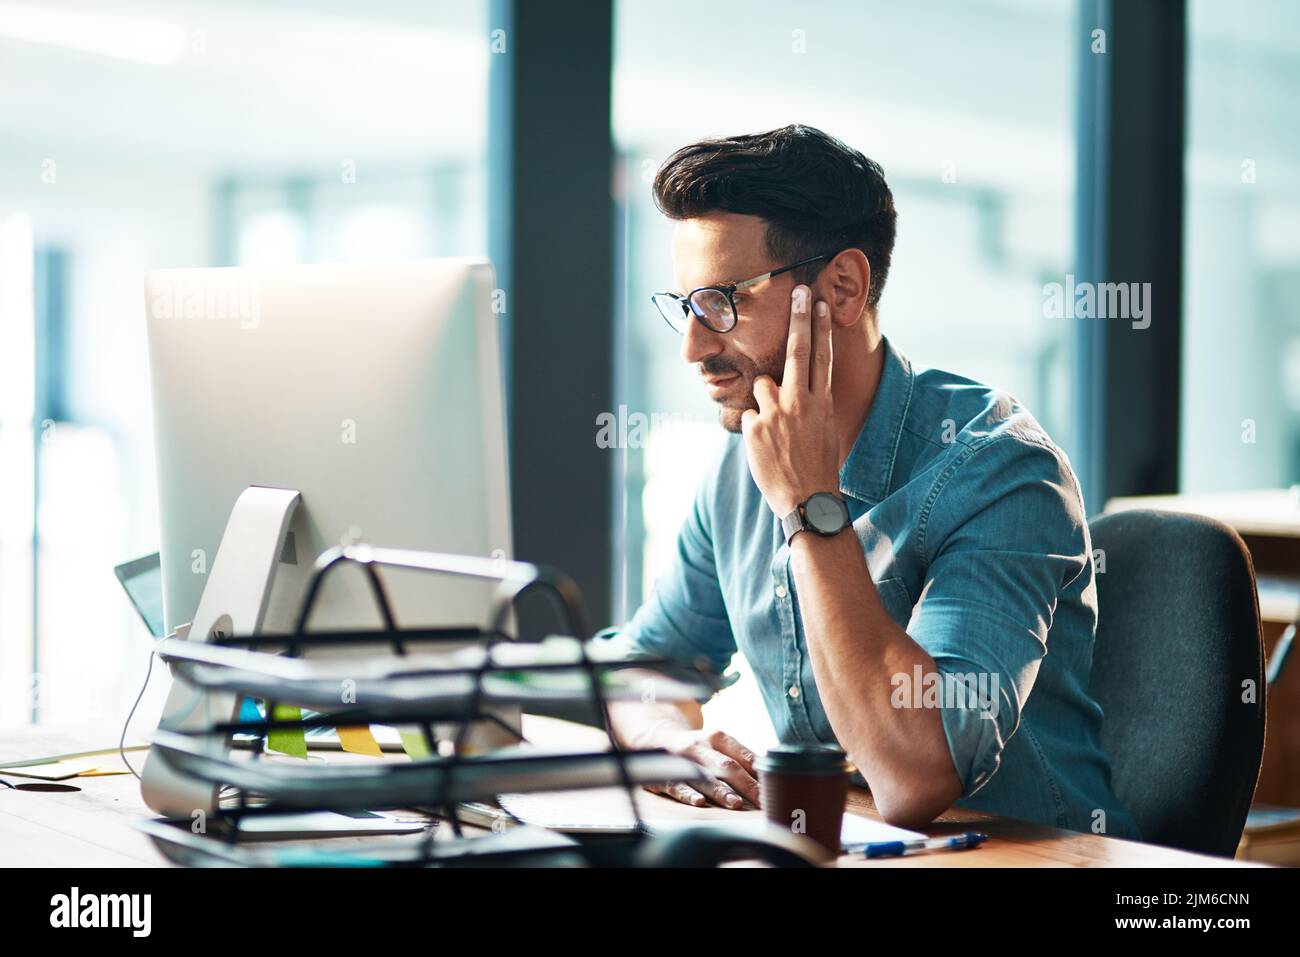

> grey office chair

[{"left": 1087, "top": 509, "right": 1266, "bottom": 857}]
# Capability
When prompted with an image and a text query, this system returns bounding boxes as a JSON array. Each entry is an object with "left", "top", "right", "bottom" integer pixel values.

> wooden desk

[
  {"left": 1105, "top": 489, "right": 1300, "bottom": 623},
  {"left": 0, "top": 717, "right": 1253, "bottom": 868}
]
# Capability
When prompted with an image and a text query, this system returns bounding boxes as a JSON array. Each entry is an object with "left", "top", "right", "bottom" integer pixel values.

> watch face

[{"left": 804, "top": 493, "right": 847, "bottom": 534}]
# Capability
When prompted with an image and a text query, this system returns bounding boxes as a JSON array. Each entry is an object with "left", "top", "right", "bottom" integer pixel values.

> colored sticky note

[
  {"left": 337, "top": 725, "right": 383, "bottom": 756},
  {"left": 238, "top": 697, "right": 264, "bottom": 724},
  {"left": 398, "top": 728, "right": 432, "bottom": 759},
  {"left": 267, "top": 704, "right": 308, "bottom": 758}
]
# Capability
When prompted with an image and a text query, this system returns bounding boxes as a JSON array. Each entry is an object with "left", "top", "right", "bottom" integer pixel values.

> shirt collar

[{"left": 838, "top": 335, "right": 914, "bottom": 508}]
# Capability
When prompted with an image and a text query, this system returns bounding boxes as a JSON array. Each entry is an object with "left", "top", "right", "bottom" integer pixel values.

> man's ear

[{"left": 822, "top": 248, "right": 872, "bottom": 326}]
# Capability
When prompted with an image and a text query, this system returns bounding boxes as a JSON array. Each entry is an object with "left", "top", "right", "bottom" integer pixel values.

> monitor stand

[
  {"left": 139, "top": 484, "right": 519, "bottom": 838},
  {"left": 140, "top": 485, "right": 302, "bottom": 820}
]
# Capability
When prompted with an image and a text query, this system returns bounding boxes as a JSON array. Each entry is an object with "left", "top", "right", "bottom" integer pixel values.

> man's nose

[{"left": 680, "top": 314, "right": 723, "bottom": 365}]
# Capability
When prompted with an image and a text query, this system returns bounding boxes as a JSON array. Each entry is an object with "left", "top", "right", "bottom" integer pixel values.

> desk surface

[
  {"left": 1105, "top": 488, "right": 1300, "bottom": 538},
  {"left": 0, "top": 717, "right": 1253, "bottom": 868}
]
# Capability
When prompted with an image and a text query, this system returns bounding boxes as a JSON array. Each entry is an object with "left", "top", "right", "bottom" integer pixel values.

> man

[{"left": 607, "top": 124, "right": 1138, "bottom": 837}]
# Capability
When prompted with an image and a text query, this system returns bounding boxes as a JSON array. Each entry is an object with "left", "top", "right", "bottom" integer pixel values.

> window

[
  {"left": 1182, "top": 0, "right": 1300, "bottom": 491},
  {"left": 612, "top": 0, "right": 1081, "bottom": 617},
  {"left": 0, "top": 0, "right": 488, "bottom": 727},
  {"left": 612, "top": 0, "right": 1080, "bottom": 744}
]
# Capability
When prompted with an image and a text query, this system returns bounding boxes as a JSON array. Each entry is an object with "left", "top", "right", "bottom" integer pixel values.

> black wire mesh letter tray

[{"left": 138, "top": 545, "right": 723, "bottom": 866}]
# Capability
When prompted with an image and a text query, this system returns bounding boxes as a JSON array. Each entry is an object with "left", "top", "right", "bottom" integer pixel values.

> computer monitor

[{"left": 139, "top": 258, "right": 514, "bottom": 816}]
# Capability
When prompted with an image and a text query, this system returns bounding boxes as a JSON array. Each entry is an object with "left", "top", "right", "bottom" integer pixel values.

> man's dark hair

[{"left": 652, "top": 124, "right": 897, "bottom": 310}]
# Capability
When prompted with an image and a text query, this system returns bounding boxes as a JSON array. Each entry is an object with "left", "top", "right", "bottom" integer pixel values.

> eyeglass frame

[{"left": 650, "top": 253, "right": 830, "bottom": 335}]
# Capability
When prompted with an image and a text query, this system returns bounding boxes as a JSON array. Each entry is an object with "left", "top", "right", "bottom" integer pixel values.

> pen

[{"left": 860, "top": 832, "right": 988, "bottom": 858}]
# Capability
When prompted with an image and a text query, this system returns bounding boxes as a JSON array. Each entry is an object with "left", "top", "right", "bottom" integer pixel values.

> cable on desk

[
  {"left": 119, "top": 646, "right": 156, "bottom": 780},
  {"left": 119, "top": 644, "right": 241, "bottom": 798}
]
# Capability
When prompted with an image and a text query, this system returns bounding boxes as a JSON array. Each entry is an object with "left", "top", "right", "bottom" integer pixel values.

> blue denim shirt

[{"left": 620, "top": 336, "right": 1138, "bottom": 839}]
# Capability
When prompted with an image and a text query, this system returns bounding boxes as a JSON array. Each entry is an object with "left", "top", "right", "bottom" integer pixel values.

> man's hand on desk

[
  {"left": 608, "top": 672, "right": 762, "bottom": 810},
  {"left": 644, "top": 727, "right": 762, "bottom": 810}
]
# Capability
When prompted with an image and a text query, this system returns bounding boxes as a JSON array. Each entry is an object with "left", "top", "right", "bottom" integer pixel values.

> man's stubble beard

[
  {"left": 712, "top": 343, "right": 786, "bottom": 434},
  {"left": 717, "top": 405, "right": 746, "bottom": 434}
]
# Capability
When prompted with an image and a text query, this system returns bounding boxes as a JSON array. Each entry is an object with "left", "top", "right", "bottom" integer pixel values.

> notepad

[
  {"left": 232, "top": 811, "right": 428, "bottom": 839},
  {"left": 646, "top": 810, "right": 924, "bottom": 848},
  {"left": 839, "top": 812, "right": 925, "bottom": 846},
  {"left": 0, "top": 758, "right": 131, "bottom": 780},
  {"left": 0, "top": 742, "right": 148, "bottom": 770},
  {"left": 495, "top": 788, "right": 925, "bottom": 849}
]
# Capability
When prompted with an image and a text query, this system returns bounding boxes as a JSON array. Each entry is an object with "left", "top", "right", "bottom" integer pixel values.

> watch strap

[{"left": 780, "top": 507, "right": 806, "bottom": 546}]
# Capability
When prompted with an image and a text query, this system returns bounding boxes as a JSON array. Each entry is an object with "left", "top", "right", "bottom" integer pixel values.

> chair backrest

[{"left": 1088, "top": 509, "right": 1266, "bottom": 857}]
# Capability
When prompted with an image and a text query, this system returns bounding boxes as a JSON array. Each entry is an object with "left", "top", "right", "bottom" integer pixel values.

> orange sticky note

[{"left": 337, "top": 725, "right": 383, "bottom": 756}]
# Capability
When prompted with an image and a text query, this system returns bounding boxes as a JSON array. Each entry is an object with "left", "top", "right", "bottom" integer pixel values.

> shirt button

[
  {"left": 788, "top": 684, "right": 800, "bottom": 699},
  {"left": 775, "top": 584, "right": 788, "bottom": 599}
]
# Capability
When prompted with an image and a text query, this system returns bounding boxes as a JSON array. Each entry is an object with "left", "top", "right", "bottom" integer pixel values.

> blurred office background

[
  {"left": 0, "top": 0, "right": 1298, "bottom": 749},
  {"left": 0, "top": 0, "right": 490, "bottom": 726}
]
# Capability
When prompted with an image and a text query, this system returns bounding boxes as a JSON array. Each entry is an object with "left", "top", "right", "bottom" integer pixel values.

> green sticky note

[
  {"left": 398, "top": 728, "right": 432, "bottom": 759},
  {"left": 267, "top": 704, "right": 307, "bottom": 758}
]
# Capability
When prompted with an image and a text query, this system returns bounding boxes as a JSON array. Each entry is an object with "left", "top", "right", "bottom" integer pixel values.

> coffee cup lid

[{"left": 755, "top": 744, "right": 850, "bottom": 776}]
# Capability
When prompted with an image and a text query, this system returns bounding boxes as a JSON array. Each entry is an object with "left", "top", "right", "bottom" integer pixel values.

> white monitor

[{"left": 139, "top": 258, "right": 513, "bottom": 817}]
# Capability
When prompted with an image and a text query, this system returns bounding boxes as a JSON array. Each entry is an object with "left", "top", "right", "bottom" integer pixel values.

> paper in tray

[
  {"left": 135, "top": 816, "right": 583, "bottom": 868},
  {"left": 158, "top": 634, "right": 718, "bottom": 714},
  {"left": 149, "top": 728, "right": 706, "bottom": 812}
]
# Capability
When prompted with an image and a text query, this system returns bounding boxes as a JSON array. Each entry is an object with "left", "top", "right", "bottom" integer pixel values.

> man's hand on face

[
  {"left": 740, "top": 285, "right": 840, "bottom": 517},
  {"left": 645, "top": 728, "right": 763, "bottom": 809}
]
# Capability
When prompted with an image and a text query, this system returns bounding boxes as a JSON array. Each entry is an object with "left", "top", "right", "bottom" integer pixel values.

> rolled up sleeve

[{"left": 908, "top": 434, "right": 1090, "bottom": 797}]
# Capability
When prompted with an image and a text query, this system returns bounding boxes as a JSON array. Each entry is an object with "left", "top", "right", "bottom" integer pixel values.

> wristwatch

[{"left": 780, "top": 492, "right": 851, "bottom": 546}]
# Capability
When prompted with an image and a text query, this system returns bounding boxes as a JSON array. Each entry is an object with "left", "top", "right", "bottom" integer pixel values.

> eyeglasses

[{"left": 650, "top": 254, "right": 829, "bottom": 335}]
